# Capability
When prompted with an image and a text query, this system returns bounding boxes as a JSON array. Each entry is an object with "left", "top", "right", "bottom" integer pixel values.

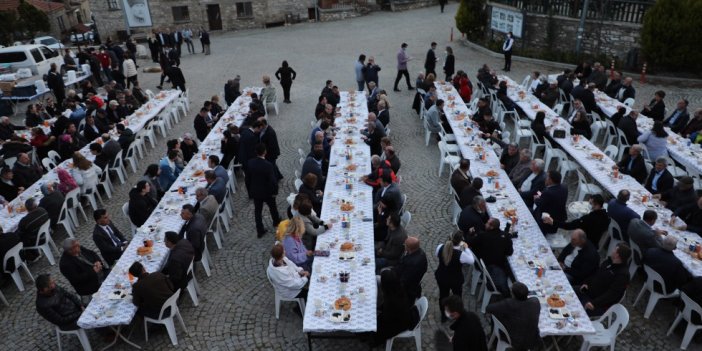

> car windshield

[{"left": 40, "top": 38, "right": 58, "bottom": 45}]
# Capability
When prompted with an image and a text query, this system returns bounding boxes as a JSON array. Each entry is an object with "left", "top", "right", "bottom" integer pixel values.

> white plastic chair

[
  {"left": 605, "top": 220, "right": 624, "bottom": 255},
  {"left": 266, "top": 267, "right": 306, "bottom": 319},
  {"left": 297, "top": 148, "right": 306, "bottom": 159},
  {"left": 623, "top": 98, "right": 635, "bottom": 108},
  {"left": 400, "top": 211, "right": 412, "bottom": 228},
  {"left": 55, "top": 326, "right": 92, "bottom": 351},
  {"left": 82, "top": 183, "right": 103, "bottom": 212},
  {"left": 628, "top": 239, "right": 644, "bottom": 279},
  {"left": 98, "top": 168, "right": 113, "bottom": 199},
  {"left": 48, "top": 150, "right": 61, "bottom": 165},
  {"left": 479, "top": 258, "right": 502, "bottom": 313},
  {"left": 438, "top": 140, "right": 461, "bottom": 176},
  {"left": 488, "top": 315, "right": 514, "bottom": 351},
  {"left": 529, "top": 134, "right": 545, "bottom": 159},
  {"left": 185, "top": 260, "right": 200, "bottom": 307},
  {"left": 264, "top": 94, "right": 279, "bottom": 116},
  {"left": 42, "top": 157, "right": 58, "bottom": 170},
  {"left": 199, "top": 237, "right": 212, "bottom": 277},
  {"left": 65, "top": 188, "right": 87, "bottom": 225},
  {"left": 143, "top": 289, "right": 188, "bottom": 346},
  {"left": 3, "top": 242, "right": 34, "bottom": 291},
  {"left": 423, "top": 118, "right": 433, "bottom": 147},
  {"left": 579, "top": 304, "right": 629, "bottom": 351},
  {"left": 603, "top": 145, "right": 618, "bottom": 160},
  {"left": 57, "top": 202, "right": 75, "bottom": 238},
  {"left": 666, "top": 292, "right": 702, "bottom": 350},
  {"left": 520, "top": 75, "right": 532, "bottom": 89},
  {"left": 633, "top": 265, "right": 680, "bottom": 319},
  {"left": 575, "top": 170, "right": 603, "bottom": 201},
  {"left": 294, "top": 179, "right": 303, "bottom": 191},
  {"left": 4, "top": 156, "right": 17, "bottom": 169},
  {"left": 207, "top": 209, "right": 223, "bottom": 250},
  {"left": 385, "top": 296, "right": 428, "bottom": 351},
  {"left": 123, "top": 143, "right": 139, "bottom": 174},
  {"left": 109, "top": 150, "right": 127, "bottom": 184},
  {"left": 122, "top": 203, "right": 138, "bottom": 235},
  {"left": 22, "top": 220, "right": 58, "bottom": 265}
]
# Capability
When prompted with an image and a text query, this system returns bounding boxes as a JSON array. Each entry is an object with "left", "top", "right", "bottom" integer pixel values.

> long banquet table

[
  {"left": 500, "top": 76, "right": 702, "bottom": 277},
  {"left": 302, "top": 91, "right": 378, "bottom": 340},
  {"left": 76, "top": 88, "right": 260, "bottom": 342},
  {"left": 0, "top": 89, "right": 182, "bottom": 233},
  {"left": 434, "top": 82, "right": 596, "bottom": 337}
]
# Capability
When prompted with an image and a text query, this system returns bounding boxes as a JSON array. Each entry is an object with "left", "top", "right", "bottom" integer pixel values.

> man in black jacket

[
  {"left": 617, "top": 144, "right": 648, "bottom": 184},
  {"left": 645, "top": 157, "right": 674, "bottom": 195},
  {"left": 165, "top": 61, "right": 186, "bottom": 92},
  {"left": 259, "top": 119, "right": 282, "bottom": 179},
  {"left": 193, "top": 108, "right": 210, "bottom": 142},
  {"left": 16, "top": 198, "right": 50, "bottom": 256},
  {"left": 617, "top": 110, "right": 640, "bottom": 146},
  {"left": 59, "top": 239, "right": 107, "bottom": 296},
  {"left": 162, "top": 231, "right": 195, "bottom": 291},
  {"left": 543, "top": 194, "right": 610, "bottom": 245},
  {"left": 443, "top": 295, "right": 488, "bottom": 351},
  {"left": 39, "top": 182, "right": 65, "bottom": 228},
  {"left": 577, "top": 243, "right": 631, "bottom": 317},
  {"left": 664, "top": 99, "right": 690, "bottom": 134},
  {"left": 533, "top": 171, "right": 568, "bottom": 234},
  {"left": 656, "top": 176, "right": 698, "bottom": 212},
  {"left": 35, "top": 274, "right": 85, "bottom": 331},
  {"left": 129, "top": 261, "right": 175, "bottom": 318},
  {"left": 469, "top": 218, "right": 513, "bottom": 296},
  {"left": 424, "top": 42, "right": 438, "bottom": 76},
  {"left": 677, "top": 197, "right": 702, "bottom": 235},
  {"left": 178, "top": 205, "right": 207, "bottom": 261},
  {"left": 11, "top": 153, "right": 42, "bottom": 188},
  {"left": 485, "top": 282, "right": 541, "bottom": 350},
  {"left": 644, "top": 236, "right": 692, "bottom": 295},
  {"left": 457, "top": 195, "right": 488, "bottom": 237},
  {"left": 246, "top": 144, "right": 281, "bottom": 237},
  {"left": 0, "top": 167, "right": 21, "bottom": 201},
  {"left": 391, "top": 236, "right": 428, "bottom": 300},
  {"left": 558, "top": 229, "right": 600, "bottom": 285},
  {"left": 92, "top": 209, "right": 128, "bottom": 266}
]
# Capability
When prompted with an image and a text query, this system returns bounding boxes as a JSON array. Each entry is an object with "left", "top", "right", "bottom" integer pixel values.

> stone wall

[
  {"left": 487, "top": 3, "right": 642, "bottom": 60},
  {"left": 389, "top": 0, "right": 437, "bottom": 12}
]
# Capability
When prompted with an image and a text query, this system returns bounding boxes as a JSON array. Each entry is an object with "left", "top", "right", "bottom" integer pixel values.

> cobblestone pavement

[{"left": 2, "top": 3, "right": 702, "bottom": 350}]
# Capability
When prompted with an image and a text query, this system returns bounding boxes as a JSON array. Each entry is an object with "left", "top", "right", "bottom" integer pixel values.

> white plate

[
  {"left": 548, "top": 307, "right": 571, "bottom": 319},
  {"left": 329, "top": 311, "right": 351, "bottom": 323}
]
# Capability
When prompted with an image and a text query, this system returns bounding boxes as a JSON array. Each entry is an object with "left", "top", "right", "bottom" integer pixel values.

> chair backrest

[
  {"left": 608, "top": 220, "right": 623, "bottom": 241},
  {"left": 4, "top": 157, "right": 17, "bottom": 169},
  {"left": 491, "top": 314, "right": 514, "bottom": 346},
  {"left": 553, "top": 103, "right": 564, "bottom": 117},
  {"left": 623, "top": 98, "right": 635, "bottom": 108},
  {"left": 66, "top": 188, "right": 80, "bottom": 208},
  {"left": 400, "top": 211, "right": 412, "bottom": 228},
  {"left": 48, "top": 150, "right": 61, "bottom": 164},
  {"left": 145, "top": 89, "right": 155, "bottom": 99},
  {"left": 122, "top": 202, "right": 129, "bottom": 218},
  {"left": 3, "top": 242, "right": 23, "bottom": 273},
  {"left": 520, "top": 75, "right": 531, "bottom": 89},
  {"left": 576, "top": 169, "right": 589, "bottom": 185},
  {"left": 413, "top": 296, "right": 428, "bottom": 330},
  {"left": 597, "top": 304, "right": 630, "bottom": 339},
  {"left": 111, "top": 150, "right": 124, "bottom": 168},
  {"left": 604, "top": 145, "right": 618, "bottom": 159},
  {"left": 36, "top": 220, "right": 51, "bottom": 246},
  {"left": 42, "top": 158, "right": 57, "bottom": 170},
  {"left": 126, "top": 143, "right": 137, "bottom": 158},
  {"left": 681, "top": 292, "right": 702, "bottom": 324},
  {"left": 628, "top": 238, "right": 643, "bottom": 265},
  {"left": 479, "top": 259, "right": 498, "bottom": 292},
  {"left": 643, "top": 265, "right": 669, "bottom": 294},
  {"left": 294, "top": 179, "right": 303, "bottom": 191},
  {"left": 158, "top": 289, "right": 181, "bottom": 320}
]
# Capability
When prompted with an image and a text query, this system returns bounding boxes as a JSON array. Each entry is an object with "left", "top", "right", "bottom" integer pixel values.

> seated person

[
  {"left": 533, "top": 171, "right": 568, "bottom": 235},
  {"left": 376, "top": 213, "right": 408, "bottom": 271},
  {"left": 129, "top": 261, "right": 175, "bottom": 318},
  {"left": 655, "top": 176, "right": 697, "bottom": 212},
  {"left": 468, "top": 218, "right": 513, "bottom": 296},
  {"left": 0, "top": 167, "right": 22, "bottom": 201},
  {"left": 16, "top": 198, "right": 50, "bottom": 259},
  {"left": 92, "top": 209, "right": 128, "bottom": 266},
  {"left": 282, "top": 216, "right": 312, "bottom": 271},
  {"left": 517, "top": 159, "right": 546, "bottom": 209},
  {"left": 162, "top": 231, "right": 195, "bottom": 291},
  {"left": 485, "top": 282, "right": 541, "bottom": 350},
  {"left": 59, "top": 238, "right": 108, "bottom": 296},
  {"left": 443, "top": 295, "right": 488, "bottom": 350},
  {"left": 542, "top": 194, "right": 610, "bottom": 245},
  {"left": 644, "top": 236, "right": 692, "bottom": 295},
  {"left": 644, "top": 157, "right": 674, "bottom": 195},
  {"left": 577, "top": 243, "right": 631, "bottom": 317},
  {"left": 457, "top": 195, "right": 488, "bottom": 238},
  {"left": 373, "top": 269, "right": 417, "bottom": 346},
  {"left": 676, "top": 197, "right": 702, "bottom": 235},
  {"left": 35, "top": 274, "right": 85, "bottom": 331},
  {"left": 458, "top": 177, "right": 483, "bottom": 209},
  {"left": 557, "top": 230, "right": 599, "bottom": 285},
  {"left": 616, "top": 144, "right": 647, "bottom": 184},
  {"left": 266, "top": 243, "right": 309, "bottom": 307},
  {"left": 450, "top": 158, "right": 472, "bottom": 195},
  {"left": 391, "top": 236, "right": 428, "bottom": 300},
  {"left": 499, "top": 143, "right": 520, "bottom": 174},
  {"left": 11, "top": 153, "right": 42, "bottom": 188}
]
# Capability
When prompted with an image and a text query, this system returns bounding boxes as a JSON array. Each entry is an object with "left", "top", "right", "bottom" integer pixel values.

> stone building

[
  {"left": 91, "top": 0, "right": 318, "bottom": 41},
  {"left": 0, "top": 0, "right": 91, "bottom": 42}
]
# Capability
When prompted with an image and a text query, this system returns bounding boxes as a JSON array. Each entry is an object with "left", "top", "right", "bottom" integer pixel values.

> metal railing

[{"left": 489, "top": 0, "right": 654, "bottom": 24}]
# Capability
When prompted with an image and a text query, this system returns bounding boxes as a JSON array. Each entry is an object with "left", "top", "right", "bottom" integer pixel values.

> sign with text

[{"left": 490, "top": 6, "right": 524, "bottom": 38}]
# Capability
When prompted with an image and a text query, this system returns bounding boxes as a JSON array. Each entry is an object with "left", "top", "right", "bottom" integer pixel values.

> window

[
  {"left": 57, "top": 16, "right": 66, "bottom": 31},
  {"left": 40, "top": 46, "right": 58, "bottom": 59},
  {"left": 236, "top": 2, "right": 253, "bottom": 18},
  {"left": 172, "top": 6, "right": 190, "bottom": 22},
  {"left": 107, "top": 0, "right": 119, "bottom": 10},
  {"left": 30, "top": 49, "right": 44, "bottom": 63},
  {"left": 0, "top": 52, "right": 28, "bottom": 63}
]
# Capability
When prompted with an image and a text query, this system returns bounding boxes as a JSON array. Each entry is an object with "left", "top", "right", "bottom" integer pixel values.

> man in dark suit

[
  {"left": 607, "top": 190, "right": 640, "bottom": 242},
  {"left": 458, "top": 177, "right": 483, "bottom": 209},
  {"left": 533, "top": 171, "right": 568, "bottom": 234},
  {"left": 129, "top": 261, "right": 175, "bottom": 318},
  {"left": 89, "top": 143, "right": 110, "bottom": 170},
  {"left": 376, "top": 100, "right": 390, "bottom": 128},
  {"left": 617, "top": 144, "right": 648, "bottom": 184},
  {"left": 645, "top": 157, "right": 674, "bottom": 195},
  {"left": 363, "top": 119, "right": 386, "bottom": 156},
  {"left": 170, "top": 29, "right": 183, "bottom": 59},
  {"left": 16, "top": 198, "right": 50, "bottom": 256},
  {"left": 580, "top": 83, "right": 597, "bottom": 113},
  {"left": 59, "top": 238, "right": 108, "bottom": 296},
  {"left": 391, "top": 236, "right": 427, "bottom": 300},
  {"left": 644, "top": 236, "right": 692, "bottom": 294},
  {"left": 457, "top": 195, "right": 488, "bottom": 238},
  {"left": 443, "top": 295, "right": 488, "bottom": 351},
  {"left": 664, "top": 99, "right": 690, "bottom": 134},
  {"left": 0, "top": 167, "right": 21, "bottom": 201},
  {"left": 157, "top": 30, "right": 172, "bottom": 48},
  {"left": 204, "top": 170, "right": 226, "bottom": 204},
  {"left": 576, "top": 243, "right": 631, "bottom": 317},
  {"left": 246, "top": 144, "right": 281, "bottom": 238},
  {"left": 165, "top": 61, "right": 186, "bottom": 92},
  {"left": 92, "top": 209, "right": 128, "bottom": 266},
  {"left": 558, "top": 229, "right": 600, "bottom": 285},
  {"left": 162, "top": 231, "right": 195, "bottom": 291},
  {"left": 179, "top": 205, "right": 207, "bottom": 261},
  {"left": 101, "top": 134, "right": 122, "bottom": 164},
  {"left": 374, "top": 173, "right": 403, "bottom": 238},
  {"left": 677, "top": 197, "right": 702, "bottom": 235},
  {"left": 0, "top": 228, "right": 20, "bottom": 274},
  {"left": 259, "top": 118, "right": 282, "bottom": 179},
  {"left": 543, "top": 194, "right": 610, "bottom": 245},
  {"left": 616, "top": 77, "right": 636, "bottom": 102},
  {"left": 617, "top": 110, "right": 640, "bottom": 146},
  {"left": 628, "top": 210, "right": 665, "bottom": 252},
  {"left": 11, "top": 153, "right": 42, "bottom": 188},
  {"left": 116, "top": 124, "right": 135, "bottom": 151},
  {"left": 518, "top": 159, "right": 546, "bottom": 209},
  {"left": 485, "top": 282, "right": 541, "bottom": 350},
  {"left": 560, "top": 73, "right": 575, "bottom": 98},
  {"left": 301, "top": 142, "right": 326, "bottom": 191},
  {"left": 605, "top": 73, "right": 622, "bottom": 99},
  {"left": 468, "top": 218, "right": 513, "bottom": 296},
  {"left": 450, "top": 159, "right": 472, "bottom": 195},
  {"left": 35, "top": 274, "right": 85, "bottom": 331},
  {"left": 424, "top": 42, "right": 438, "bottom": 76},
  {"left": 193, "top": 108, "right": 210, "bottom": 142},
  {"left": 238, "top": 120, "right": 263, "bottom": 192},
  {"left": 656, "top": 176, "right": 697, "bottom": 212}
]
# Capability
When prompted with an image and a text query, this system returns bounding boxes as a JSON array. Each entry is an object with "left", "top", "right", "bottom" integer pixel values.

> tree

[
  {"left": 17, "top": 0, "right": 50, "bottom": 38},
  {"left": 0, "top": 11, "right": 19, "bottom": 46},
  {"left": 455, "top": 0, "right": 487, "bottom": 41},
  {"left": 641, "top": 0, "right": 702, "bottom": 72}
]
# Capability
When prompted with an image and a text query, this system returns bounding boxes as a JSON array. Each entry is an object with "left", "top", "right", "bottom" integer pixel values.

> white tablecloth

[
  {"left": 0, "top": 90, "right": 182, "bottom": 233},
  {"left": 77, "top": 87, "right": 260, "bottom": 329},
  {"left": 435, "top": 83, "right": 595, "bottom": 337},
  {"left": 302, "top": 91, "right": 378, "bottom": 333}
]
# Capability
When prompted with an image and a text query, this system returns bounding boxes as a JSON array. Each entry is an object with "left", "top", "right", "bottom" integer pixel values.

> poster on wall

[
  {"left": 123, "top": 0, "right": 153, "bottom": 27},
  {"left": 490, "top": 6, "right": 524, "bottom": 38}
]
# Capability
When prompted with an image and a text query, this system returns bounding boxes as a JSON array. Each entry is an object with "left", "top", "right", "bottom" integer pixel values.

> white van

[{"left": 0, "top": 44, "right": 64, "bottom": 77}]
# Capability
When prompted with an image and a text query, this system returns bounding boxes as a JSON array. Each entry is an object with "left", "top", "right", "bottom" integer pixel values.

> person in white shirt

[
  {"left": 502, "top": 31, "right": 514, "bottom": 72},
  {"left": 435, "top": 231, "right": 475, "bottom": 322},
  {"left": 267, "top": 243, "right": 309, "bottom": 302}
]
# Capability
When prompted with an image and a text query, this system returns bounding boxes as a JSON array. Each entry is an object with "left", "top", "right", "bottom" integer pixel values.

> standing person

[
  {"left": 443, "top": 46, "right": 455, "bottom": 81},
  {"left": 393, "top": 43, "right": 414, "bottom": 92},
  {"left": 502, "top": 31, "right": 514, "bottom": 72},
  {"left": 147, "top": 34, "right": 159, "bottom": 62},
  {"left": 435, "top": 231, "right": 474, "bottom": 322},
  {"left": 424, "top": 42, "right": 438, "bottom": 77},
  {"left": 259, "top": 118, "right": 282, "bottom": 180},
  {"left": 443, "top": 295, "right": 488, "bottom": 351},
  {"left": 199, "top": 27, "right": 210, "bottom": 55},
  {"left": 246, "top": 144, "right": 281, "bottom": 238},
  {"left": 166, "top": 61, "right": 186, "bottom": 92},
  {"left": 123, "top": 53, "right": 138, "bottom": 89},
  {"left": 362, "top": 56, "right": 381, "bottom": 90},
  {"left": 182, "top": 27, "right": 194, "bottom": 54},
  {"left": 275, "top": 61, "right": 296, "bottom": 104},
  {"left": 439, "top": 0, "right": 448, "bottom": 13},
  {"left": 47, "top": 63, "right": 65, "bottom": 105},
  {"left": 170, "top": 28, "right": 183, "bottom": 57},
  {"left": 355, "top": 54, "right": 366, "bottom": 92}
]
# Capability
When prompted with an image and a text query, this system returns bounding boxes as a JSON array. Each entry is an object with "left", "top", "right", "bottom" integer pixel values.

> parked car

[
  {"left": 0, "top": 44, "right": 63, "bottom": 77},
  {"left": 32, "top": 36, "right": 64, "bottom": 51}
]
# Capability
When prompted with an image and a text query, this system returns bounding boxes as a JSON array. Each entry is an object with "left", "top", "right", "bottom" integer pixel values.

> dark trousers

[
  {"left": 281, "top": 81, "right": 292, "bottom": 102},
  {"left": 253, "top": 197, "right": 281, "bottom": 233},
  {"left": 486, "top": 264, "right": 510, "bottom": 296},
  {"left": 185, "top": 39, "right": 194, "bottom": 54},
  {"left": 393, "top": 69, "right": 412, "bottom": 89},
  {"left": 126, "top": 75, "right": 138, "bottom": 89},
  {"left": 437, "top": 279, "right": 463, "bottom": 314},
  {"left": 504, "top": 51, "right": 512, "bottom": 71}
]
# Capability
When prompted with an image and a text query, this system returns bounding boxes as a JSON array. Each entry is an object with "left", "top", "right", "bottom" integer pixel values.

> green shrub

[
  {"left": 455, "top": 0, "right": 487, "bottom": 41},
  {"left": 641, "top": 0, "right": 702, "bottom": 71}
]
